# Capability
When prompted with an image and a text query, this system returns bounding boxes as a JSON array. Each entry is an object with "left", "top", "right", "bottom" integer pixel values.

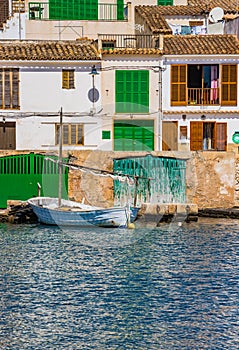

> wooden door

[
  {"left": 0, "top": 122, "right": 16, "bottom": 149},
  {"left": 190, "top": 121, "right": 203, "bottom": 151},
  {"left": 216, "top": 123, "right": 227, "bottom": 151},
  {"left": 162, "top": 121, "right": 178, "bottom": 151}
]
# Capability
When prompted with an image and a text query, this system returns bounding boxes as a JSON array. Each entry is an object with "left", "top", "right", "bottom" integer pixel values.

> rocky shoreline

[{"left": 1, "top": 201, "right": 239, "bottom": 226}]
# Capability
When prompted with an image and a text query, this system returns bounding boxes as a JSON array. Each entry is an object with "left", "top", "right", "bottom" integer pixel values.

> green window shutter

[
  {"left": 49, "top": 0, "right": 98, "bottom": 20},
  {"left": 115, "top": 70, "right": 149, "bottom": 113},
  {"left": 117, "top": 0, "right": 124, "bottom": 20},
  {"left": 158, "top": 0, "right": 173, "bottom": 5}
]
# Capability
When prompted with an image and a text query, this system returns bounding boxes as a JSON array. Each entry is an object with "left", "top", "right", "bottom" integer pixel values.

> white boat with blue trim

[{"left": 28, "top": 197, "right": 139, "bottom": 228}]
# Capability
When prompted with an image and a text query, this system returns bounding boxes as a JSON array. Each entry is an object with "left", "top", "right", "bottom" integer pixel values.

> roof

[
  {"left": 102, "top": 34, "right": 239, "bottom": 56},
  {"left": 0, "top": 39, "right": 100, "bottom": 61},
  {"left": 135, "top": 2, "right": 238, "bottom": 34},
  {"left": 188, "top": 0, "right": 238, "bottom": 13},
  {"left": 163, "top": 34, "right": 239, "bottom": 55}
]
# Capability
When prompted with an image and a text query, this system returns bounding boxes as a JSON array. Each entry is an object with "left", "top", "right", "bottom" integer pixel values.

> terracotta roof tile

[
  {"left": 136, "top": 2, "right": 238, "bottom": 34},
  {"left": 163, "top": 34, "right": 239, "bottom": 55},
  {"left": 188, "top": 0, "right": 238, "bottom": 13},
  {"left": 0, "top": 39, "right": 100, "bottom": 61},
  {"left": 101, "top": 35, "right": 239, "bottom": 56},
  {"left": 101, "top": 48, "right": 162, "bottom": 55}
]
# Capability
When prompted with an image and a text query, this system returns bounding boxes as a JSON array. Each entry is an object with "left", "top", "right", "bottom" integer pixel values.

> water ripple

[{"left": 0, "top": 219, "right": 238, "bottom": 349}]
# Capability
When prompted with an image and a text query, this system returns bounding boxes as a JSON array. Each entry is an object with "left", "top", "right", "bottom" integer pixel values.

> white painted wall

[
  {"left": 16, "top": 115, "right": 103, "bottom": 150},
  {"left": 0, "top": 13, "right": 26, "bottom": 39},
  {"left": 2, "top": 61, "right": 104, "bottom": 150},
  {"left": 19, "top": 64, "right": 101, "bottom": 114}
]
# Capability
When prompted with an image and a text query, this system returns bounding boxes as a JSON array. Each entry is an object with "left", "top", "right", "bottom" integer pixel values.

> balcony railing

[
  {"left": 188, "top": 88, "right": 220, "bottom": 105},
  {"left": 99, "top": 34, "right": 161, "bottom": 49},
  {"left": 28, "top": 2, "right": 128, "bottom": 21}
]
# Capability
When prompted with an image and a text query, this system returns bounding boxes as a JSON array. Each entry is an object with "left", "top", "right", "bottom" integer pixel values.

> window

[
  {"left": 115, "top": 70, "right": 149, "bottom": 113},
  {"left": 171, "top": 65, "right": 187, "bottom": 106},
  {"left": 102, "top": 130, "right": 111, "bottom": 139},
  {"left": 158, "top": 0, "right": 173, "bottom": 5},
  {"left": 0, "top": 68, "right": 19, "bottom": 109},
  {"left": 49, "top": 0, "right": 98, "bottom": 20},
  {"left": 102, "top": 41, "right": 116, "bottom": 51},
  {"left": 62, "top": 70, "right": 75, "bottom": 89},
  {"left": 180, "top": 126, "right": 187, "bottom": 140},
  {"left": 56, "top": 124, "right": 84, "bottom": 145},
  {"left": 221, "top": 64, "right": 237, "bottom": 106}
]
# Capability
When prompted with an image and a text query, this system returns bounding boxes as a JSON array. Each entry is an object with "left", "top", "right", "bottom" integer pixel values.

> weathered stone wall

[
  {"left": 0, "top": 150, "right": 237, "bottom": 209},
  {"left": 235, "top": 155, "right": 239, "bottom": 206},
  {"left": 67, "top": 150, "right": 236, "bottom": 209},
  {"left": 186, "top": 151, "right": 235, "bottom": 209}
]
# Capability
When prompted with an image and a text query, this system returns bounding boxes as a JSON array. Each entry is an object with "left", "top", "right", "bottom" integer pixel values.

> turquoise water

[{"left": 0, "top": 219, "right": 238, "bottom": 349}]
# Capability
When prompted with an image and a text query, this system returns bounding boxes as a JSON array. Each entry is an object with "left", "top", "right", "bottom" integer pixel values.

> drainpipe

[
  {"left": 158, "top": 65, "right": 163, "bottom": 152},
  {"left": 9, "top": 0, "right": 12, "bottom": 17}
]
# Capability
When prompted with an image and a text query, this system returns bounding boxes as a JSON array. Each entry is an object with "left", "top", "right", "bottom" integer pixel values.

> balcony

[
  {"left": 188, "top": 88, "right": 219, "bottom": 105},
  {"left": 99, "top": 34, "right": 161, "bottom": 49},
  {"left": 28, "top": 2, "right": 128, "bottom": 21}
]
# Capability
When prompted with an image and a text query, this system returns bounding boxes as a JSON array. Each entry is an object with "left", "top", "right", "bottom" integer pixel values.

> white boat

[{"left": 28, "top": 197, "right": 139, "bottom": 228}]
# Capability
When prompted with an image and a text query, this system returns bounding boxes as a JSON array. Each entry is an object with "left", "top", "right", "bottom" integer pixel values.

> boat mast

[{"left": 58, "top": 107, "right": 63, "bottom": 207}]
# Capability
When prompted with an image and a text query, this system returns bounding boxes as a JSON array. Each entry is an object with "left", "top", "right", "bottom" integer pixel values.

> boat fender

[{"left": 127, "top": 222, "right": 135, "bottom": 229}]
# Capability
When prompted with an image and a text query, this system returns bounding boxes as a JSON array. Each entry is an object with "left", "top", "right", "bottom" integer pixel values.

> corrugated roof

[{"left": 0, "top": 39, "right": 100, "bottom": 60}]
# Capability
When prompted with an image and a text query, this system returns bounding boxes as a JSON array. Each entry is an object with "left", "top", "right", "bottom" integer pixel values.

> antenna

[{"left": 209, "top": 7, "right": 224, "bottom": 23}]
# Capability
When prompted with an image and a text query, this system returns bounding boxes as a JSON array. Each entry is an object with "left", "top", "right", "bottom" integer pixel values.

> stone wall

[
  {"left": 235, "top": 155, "right": 239, "bottom": 206},
  {"left": 67, "top": 150, "right": 236, "bottom": 209},
  {"left": 186, "top": 151, "right": 235, "bottom": 209},
  {"left": 0, "top": 150, "right": 237, "bottom": 209}
]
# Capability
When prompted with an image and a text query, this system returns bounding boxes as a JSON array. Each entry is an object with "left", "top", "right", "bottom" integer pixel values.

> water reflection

[{"left": 0, "top": 219, "right": 238, "bottom": 349}]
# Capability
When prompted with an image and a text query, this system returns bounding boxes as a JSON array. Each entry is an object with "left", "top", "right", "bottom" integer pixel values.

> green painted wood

[
  {"left": 0, "top": 154, "right": 68, "bottom": 208},
  {"left": 114, "top": 120, "right": 154, "bottom": 151},
  {"left": 49, "top": 0, "right": 98, "bottom": 20},
  {"left": 158, "top": 0, "right": 173, "bottom": 5},
  {"left": 117, "top": 0, "right": 124, "bottom": 20},
  {"left": 113, "top": 155, "right": 186, "bottom": 206},
  {"left": 115, "top": 70, "right": 149, "bottom": 113}
]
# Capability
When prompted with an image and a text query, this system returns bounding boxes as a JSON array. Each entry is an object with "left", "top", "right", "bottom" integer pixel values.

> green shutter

[
  {"left": 158, "top": 0, "right": 173, "bottom": 5},
  {"left": 49, "top": 0, "right": 98, "bottom": 20},
  {"left": 102, "top": 130, "right": 111, "bottom": 139},
  {"left": 117, "top": 0, "right": 124, "bottom": 20},
  {"left": 116, "top": 70, "right": 149, "bottom": 113},
  {"left": 114, "top": 120, "right": 154, "bottom": 151}
]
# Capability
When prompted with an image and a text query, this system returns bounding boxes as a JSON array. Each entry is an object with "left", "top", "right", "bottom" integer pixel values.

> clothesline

[{"left": 44, "top": 157, "right": 152, "bottom": 186}]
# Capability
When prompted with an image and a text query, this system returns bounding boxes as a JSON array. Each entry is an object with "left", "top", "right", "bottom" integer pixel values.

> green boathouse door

[{"left": 0, "top": 153, "right": 68, "bottom": 208}]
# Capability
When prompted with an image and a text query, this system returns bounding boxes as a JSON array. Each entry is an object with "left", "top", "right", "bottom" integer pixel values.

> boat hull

[{"left": 28, "top": 197, "right": 139, "bottom": 228}]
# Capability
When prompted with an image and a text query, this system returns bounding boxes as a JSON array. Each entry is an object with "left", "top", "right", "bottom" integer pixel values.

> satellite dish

[{"left": 209, "top": 7, "right": 224, "bottom": 23}]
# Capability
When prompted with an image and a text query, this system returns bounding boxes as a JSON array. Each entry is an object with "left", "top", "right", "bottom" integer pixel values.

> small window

[
  {"left": 62, "top": 70, "right": 75, "bottom": 89},
  {"left": 102, "top": 41, "right": 116, "bottom": 51},
  {"left": 180, "top": 126, "right": 187, "bottom": 140},
  {"left": 102, "top": 130, "right": 111, "bottom": 139},
  {"left": 56, "top": 124, "right": 84, "bottom": 145}
]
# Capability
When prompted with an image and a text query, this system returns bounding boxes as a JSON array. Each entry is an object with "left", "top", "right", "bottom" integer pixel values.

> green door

[
  {"left": 114, "top": 120, "right": 154, "bottom": 151},
  {"left": 0, "top": 154, "right": 68, "bottom": 208}
]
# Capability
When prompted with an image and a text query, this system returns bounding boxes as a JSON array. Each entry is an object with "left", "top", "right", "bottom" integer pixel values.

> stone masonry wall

[
  {"left": 235, "top": 155, "right": 239, "bottom": 206},
  {"left": 67, "top": 150, "right": 236, "bottom": 209},
  {"left": 0, "top": 150, "right": 237, "bottom": 209},
  {"left": 186, "top": 151, "right": 235, "bottom": 209}
]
